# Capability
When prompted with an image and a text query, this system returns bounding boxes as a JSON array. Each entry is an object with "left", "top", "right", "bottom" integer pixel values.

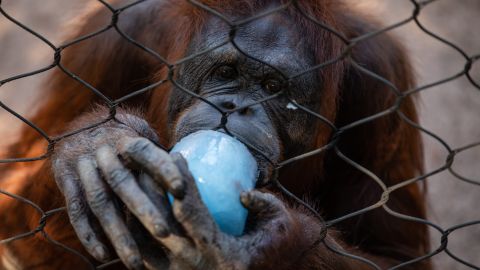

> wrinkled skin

[
  {"left": 51, "top": 15, "right": 324, "bottom": 270},
  {"left": 54, "top": 125, "right": 320, "bottom": 270}
]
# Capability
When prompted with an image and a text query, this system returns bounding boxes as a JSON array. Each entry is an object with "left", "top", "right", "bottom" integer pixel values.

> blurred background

[{"left": 0, "top": 0, "right": 479, "bottom": 269}]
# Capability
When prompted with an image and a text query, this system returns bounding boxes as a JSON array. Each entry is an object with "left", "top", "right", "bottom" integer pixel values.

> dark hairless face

[{"left": 169, "top": 14, "right": 322, "bottom": 181}]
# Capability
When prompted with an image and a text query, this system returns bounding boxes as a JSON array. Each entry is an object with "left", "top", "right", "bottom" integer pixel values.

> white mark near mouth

[{"left": 286, "top": 102, "right": 298, "bottom": 110}]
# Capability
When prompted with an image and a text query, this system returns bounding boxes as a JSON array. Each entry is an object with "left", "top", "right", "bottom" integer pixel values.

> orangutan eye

[
  {"left": 216, "top": 65, "right": 238, "bottom": 80},
  {"left": 263, "top": 79, "right": 282, "bottom": 92}
]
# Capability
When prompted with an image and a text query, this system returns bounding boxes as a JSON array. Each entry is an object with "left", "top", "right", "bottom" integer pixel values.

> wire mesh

[{"left": 0, "top": 0, "right": 479, "bottom": 269}]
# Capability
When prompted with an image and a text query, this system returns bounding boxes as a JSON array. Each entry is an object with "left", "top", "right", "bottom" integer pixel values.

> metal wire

[{"left": 0, "top": 0, "right": 479, "bottom": 269}]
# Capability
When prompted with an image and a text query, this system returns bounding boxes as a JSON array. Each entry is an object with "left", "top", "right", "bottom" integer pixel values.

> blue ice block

[{"left": 170, "top": 130, "right": 258, "bottom": 236}]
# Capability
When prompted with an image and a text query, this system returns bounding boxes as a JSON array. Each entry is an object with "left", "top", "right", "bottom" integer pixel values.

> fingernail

[
  {"left": 127, "top": 255, "right": 143, "bottom": 270},
  {"left": 171, "top": 180, "right": 185, "bottom": 199},
  {"left": 94, "top": 246, "right": 109, "bottom": 262},
  {"left": 240, "top": 192, "right": 249, "bottom": 205},
  {"left": 153, "top": 223, "right": 169, "bottom": 238}
]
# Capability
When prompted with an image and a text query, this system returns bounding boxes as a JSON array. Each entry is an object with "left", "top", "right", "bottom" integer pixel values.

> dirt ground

[{"left": 1, "top": 1, "right": 479, "bottom": 269}]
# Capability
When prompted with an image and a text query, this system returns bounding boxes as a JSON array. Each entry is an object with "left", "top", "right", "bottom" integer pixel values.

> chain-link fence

[{"left": 0, "top": 0, "right": 479, "bottom": 269}]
